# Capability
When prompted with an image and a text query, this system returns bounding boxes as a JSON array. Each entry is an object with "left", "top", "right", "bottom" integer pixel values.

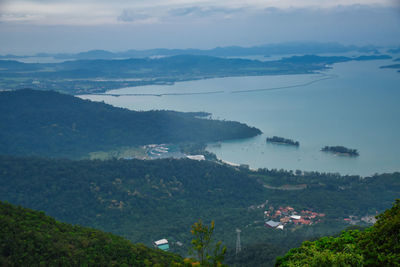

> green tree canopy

[{"left": 275, "top": 199, "right": 400, "bottom": 267}]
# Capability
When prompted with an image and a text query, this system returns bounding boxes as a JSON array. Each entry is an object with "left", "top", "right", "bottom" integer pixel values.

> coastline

[{"left": 82, "top": 59, "right": 400, "bottom": 176}]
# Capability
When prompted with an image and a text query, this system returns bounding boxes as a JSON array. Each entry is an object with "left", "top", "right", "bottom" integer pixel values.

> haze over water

[{"left": 81, "top": 58, "right": 400, "bottom": 176}]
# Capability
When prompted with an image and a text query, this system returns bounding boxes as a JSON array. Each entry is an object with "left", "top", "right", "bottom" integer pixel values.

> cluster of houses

[{"left": 264, "top": 205, "right": 325, "bottom": 230}]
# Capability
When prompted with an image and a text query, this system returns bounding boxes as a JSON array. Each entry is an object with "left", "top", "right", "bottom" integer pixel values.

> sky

[{"left": 0, "top": 0, "right": 399, "bottom": 54}]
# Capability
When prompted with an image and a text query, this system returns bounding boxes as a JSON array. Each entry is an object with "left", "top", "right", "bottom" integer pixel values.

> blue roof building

[{"left": 154, "top": 239, "right": 169, "bottom": 251}]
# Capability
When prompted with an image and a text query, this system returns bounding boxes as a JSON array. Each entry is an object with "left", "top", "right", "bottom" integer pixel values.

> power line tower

[{"left": 235, "top": 228, "right": 241, "bottom": 255}]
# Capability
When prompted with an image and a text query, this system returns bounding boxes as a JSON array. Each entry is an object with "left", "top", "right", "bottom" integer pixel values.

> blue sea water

[{"left": 80, "top": 58, "right": 400, "bottom": 176}]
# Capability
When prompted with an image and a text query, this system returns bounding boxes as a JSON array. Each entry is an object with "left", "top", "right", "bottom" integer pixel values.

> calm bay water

[{"left": 80, "top": 58, "right": 400, "bottom": 176}]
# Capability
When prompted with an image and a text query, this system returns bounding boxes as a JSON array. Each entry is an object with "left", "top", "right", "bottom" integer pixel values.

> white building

[
  {"left": 186, "top": 155, "right": 206, "bottom": 161},
  {"left": 154, "top": 239, "right": 169, "bottom": 251},
  {"left": 290, "top": 215, "right": 301, "bottom": 220}
]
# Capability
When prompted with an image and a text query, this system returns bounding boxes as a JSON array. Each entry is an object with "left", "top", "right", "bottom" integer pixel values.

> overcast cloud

[
  {"left": 0, "top": 0, "right": 399, "bottom": 54},
  {"left": 1, "top": 0, "right": 398, "bottom": 25}
]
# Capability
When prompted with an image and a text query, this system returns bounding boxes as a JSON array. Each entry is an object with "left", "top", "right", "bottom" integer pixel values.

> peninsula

[{"left": 0, "top": 89, "right": 261, "bottom": 158}]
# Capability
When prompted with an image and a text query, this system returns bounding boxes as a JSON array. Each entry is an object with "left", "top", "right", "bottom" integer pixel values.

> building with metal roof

[
  {"left": 153, "top": 239, "right": 169, "bottom": 251},
  {"left": 265, "top": 220, "right": 281, "bottom": 228}
]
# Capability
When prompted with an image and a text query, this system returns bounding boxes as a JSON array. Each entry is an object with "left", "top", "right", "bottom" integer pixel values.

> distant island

[
  {"left": 381, "top": 63, "right": 400, "bottom": 73},
  {"left": 321, "top": 146, "right": 359, "bottom": 156},
  {"left": 266, "top": 136, "right": 299, "bottom": 146}
]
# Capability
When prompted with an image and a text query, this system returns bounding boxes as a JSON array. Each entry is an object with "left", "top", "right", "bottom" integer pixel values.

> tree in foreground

[{"left": 187, "top": 220, "right": 227, "bottom": 267}]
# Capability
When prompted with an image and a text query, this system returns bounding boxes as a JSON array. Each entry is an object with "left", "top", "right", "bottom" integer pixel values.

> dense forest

[
  {"left": 0, "top": 89, "right": 261, "bottom": 158},
  {"left": 276, "top": 199, "right": 400, "bottom": 266},
  {"left": 1, "top": 155, "right": 399, "bottom": 264},
  {"left": 0, "top": 201, "right": 183, "bottom": 266}
]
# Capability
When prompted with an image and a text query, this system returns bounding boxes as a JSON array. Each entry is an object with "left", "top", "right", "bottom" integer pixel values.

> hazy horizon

[
  {"left": 0, "top": 41, "right": 390, "bottom": 57},
  {"left": 1, "top": 0, "right": 399, "bottom": 54}
]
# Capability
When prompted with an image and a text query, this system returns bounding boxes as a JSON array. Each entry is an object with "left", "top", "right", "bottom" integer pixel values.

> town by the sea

[{"left": 80, "top": 57, "right": 400, "bottom": 176}]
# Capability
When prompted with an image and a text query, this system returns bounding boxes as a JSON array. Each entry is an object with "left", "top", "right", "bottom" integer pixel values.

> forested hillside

[
  {"left": 0, "top": 201, "right": 183, "bottom": 266},
  {"left": 0, "top": 89, "right": 260, "bottom": 158},
  {"left": 0, "top": 156, "right": 266, "bottom": 248},
  {"left": 0, "top": 155, "right": 399, "bottom": 263}
]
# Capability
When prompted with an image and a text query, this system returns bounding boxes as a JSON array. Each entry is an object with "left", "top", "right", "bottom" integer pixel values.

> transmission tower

[{"left": 235, "top": 228, "right": 241, "bottom": 255}]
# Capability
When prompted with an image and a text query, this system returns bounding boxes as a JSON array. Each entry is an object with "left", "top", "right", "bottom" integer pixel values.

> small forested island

[
  {"left": 266, "top": 136, "right": 299, "bottom": 146},
  {"left": 321, "top": 146, "right": 359, "bottom": 156}
]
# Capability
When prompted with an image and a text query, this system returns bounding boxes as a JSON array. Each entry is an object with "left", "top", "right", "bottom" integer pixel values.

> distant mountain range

[{"left": 0, "top": 42, "right": 381, "bottom": 60}]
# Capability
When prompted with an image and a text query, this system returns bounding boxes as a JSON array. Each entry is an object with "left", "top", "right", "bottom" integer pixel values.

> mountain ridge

[{"left": 0, "top": 42, "right": 379, "bottom": 59}]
